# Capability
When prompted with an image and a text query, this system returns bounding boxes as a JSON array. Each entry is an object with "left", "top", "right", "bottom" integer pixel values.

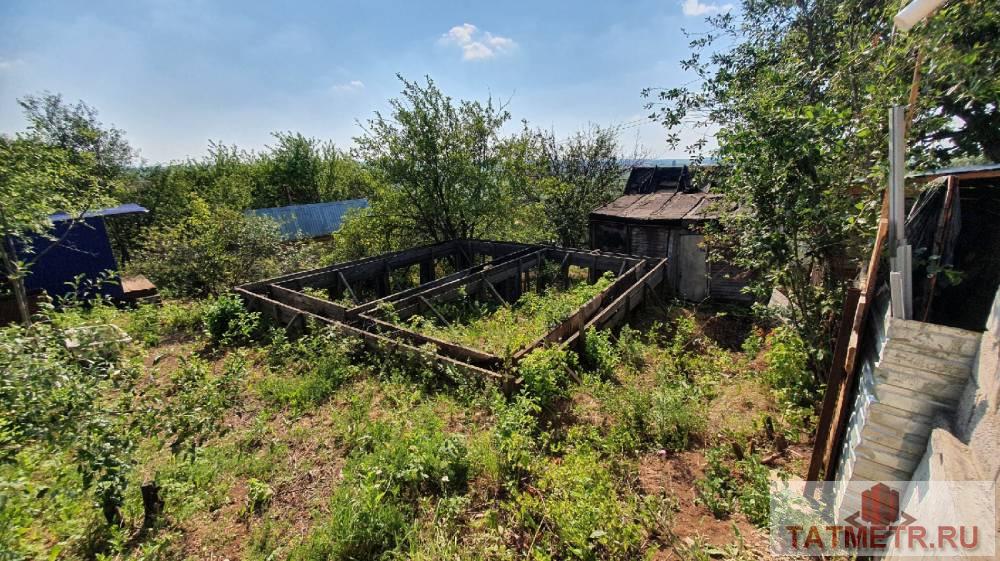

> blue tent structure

[{"left": 15, "top": 204, "right": 148, "bottom": 301}]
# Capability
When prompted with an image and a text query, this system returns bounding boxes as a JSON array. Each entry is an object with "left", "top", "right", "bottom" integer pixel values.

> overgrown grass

[
  {"left": 291, "top": 403, "right": 469, "bottom": 560},
  {"left": 4, "top": 288, "right": 816, "bottom": 560},
  {"left": 408, "top": 273, "right": 615, "bottom": 356}
]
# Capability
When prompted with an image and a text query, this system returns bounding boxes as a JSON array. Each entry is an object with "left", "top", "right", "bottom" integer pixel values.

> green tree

[
  {"left": 19, "top": 92, "right": 133, "bottom": 184},
  {"left": 0, "top": 137, "right": 91, "bottom": 324},
  {"left": 1, "top": 95, "right": 129, "bottom": 324},
  {"left": 131, "top": 198, "right": 286, "bottom": 296},
  {"left": 644, "top": 0, "right": 999, "bottom": 373},
  {"left": 352, "top": 75, "right": 523, "bottom": 244},
  {"left": 533, "top": 125, "right": 627, "bottom": 247}
]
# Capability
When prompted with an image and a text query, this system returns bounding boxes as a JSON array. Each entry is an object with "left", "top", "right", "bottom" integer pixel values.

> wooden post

[
  {"left": 377, "top": 262, "right": 390, "bottom": 297},
  {"left": 536, "top": 252, "right": 544, "bottom": 293},
  {"left": 559, "top": 253, "right": 571, "bottom": 289},
  {"left": 419, "top": 258, "right": 435, "bottom": 284},
  {"left": 514, "top": 261, "right": 523, "bottom": 301}
]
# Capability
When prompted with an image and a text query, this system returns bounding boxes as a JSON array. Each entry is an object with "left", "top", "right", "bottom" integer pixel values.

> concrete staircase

[{"left": 833, "top": 293, "right": 982, "bottom": 516}]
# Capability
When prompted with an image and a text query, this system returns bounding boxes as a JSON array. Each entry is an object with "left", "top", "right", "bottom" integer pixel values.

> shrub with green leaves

[
  {"left": 491, "top": 395, "right": 541, "bottom": 482},
  {"left": 695, "top": 445, "right": 772, "bottom": 526},
  {"left": 601, "top": 382, "right": 704, "bottom": 455},
  {"left": 762, "top": 326, "right": 814, "bottom": 405},
  {"left": 582, "top": 327, "right": 620, "bottom": 378},
  {"left": 512, "top": 446, "right": 651, "bottom": 560},
  {"left": 150, "top": 354, "right": 244, "bottom": 457},
  {"left": 518, "top": 346, "right": 575, "bottom": 408},
  {"left": 0, "top": 305, "right": 139, "bottom": 557},
  {"left": 241, "top": 478, "right": 274, "bottom": 518},
  {"left": 292, "top": 479, "right": 409, "bottom": 561},
  {"left": 294, "top": 404, "right": 468, "bottom": 560},
  {"left": 258, "top": 331, "right": 361, "bottom": 412},
  {"left": 131, "top": 197, "right": 287, "bottom": 297},
  {"left": 202, "top": 293, "right": 262, "bottom": 346},
  {"left": 762, "top": 326, "right": 817, "bottom": 433}
]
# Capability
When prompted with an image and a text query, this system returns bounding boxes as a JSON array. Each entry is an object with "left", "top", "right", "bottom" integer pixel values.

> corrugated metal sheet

[
  {"left": 907, "top": 163, "right": 1000, "bottom": 180},
  {"left": 246, "top": 199, "right": 368, "bottom": 240},
  {"left": 50, "top": 203, "right": 148, "bottom": 223}
]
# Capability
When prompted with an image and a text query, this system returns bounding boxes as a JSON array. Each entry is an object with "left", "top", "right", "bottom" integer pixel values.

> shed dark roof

[
  {"left": 49, "top": 203, "right": 148, "bottom": 222},
  {"left": 590, "top": 191, "right": 721, "bottom": 223},
  {"left": 624, "top": 166, "right": 693, "bottom": 195},
  {"left": 908, "top": 163, "right": 1000, "bottom": 181}
]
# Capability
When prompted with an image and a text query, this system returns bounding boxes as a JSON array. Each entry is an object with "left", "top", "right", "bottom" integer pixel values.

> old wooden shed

[{"left": 589, "top": 166, "right": 750, "bottom": 302}]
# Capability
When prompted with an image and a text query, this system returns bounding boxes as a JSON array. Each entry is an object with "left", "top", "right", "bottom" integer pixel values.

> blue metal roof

[
  {"left": 246, "top": 199, "right": 368, "bottom": 240},
  {"left": 50, "top": 203, "right": 148, "bottom": 223}
]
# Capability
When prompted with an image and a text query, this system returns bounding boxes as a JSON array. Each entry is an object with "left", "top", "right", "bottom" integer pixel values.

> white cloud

[
  {"left": 440, "top": 23, "right": 517, "bottom": 61},
  {"left": 0, "top": 57, "right": 25, "bottom": 71},
  {"left": 681, "top": 0, "right": 733, "bottom": 16},
  {"left": 331, "top": 80, "right": 365, "bottom": 93}
]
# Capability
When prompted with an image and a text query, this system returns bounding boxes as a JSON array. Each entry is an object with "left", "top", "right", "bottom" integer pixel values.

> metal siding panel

[{"left": 247, "top": 199, "right": 368, "bottom": 240}]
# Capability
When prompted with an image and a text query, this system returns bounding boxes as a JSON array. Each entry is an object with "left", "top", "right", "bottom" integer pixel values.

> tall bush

[{"left": 131, "top": 198, "right": 286, "bottom": 296}]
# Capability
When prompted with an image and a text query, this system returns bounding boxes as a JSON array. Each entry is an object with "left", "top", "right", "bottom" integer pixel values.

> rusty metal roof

[{"left": 590, "top": 191, "right": 721, "bottom": 223}]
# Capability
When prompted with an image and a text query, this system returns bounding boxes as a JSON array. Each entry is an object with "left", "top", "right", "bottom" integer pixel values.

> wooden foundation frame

[{"left": 236, "top": 239, "right": 666, "bottom": 387}]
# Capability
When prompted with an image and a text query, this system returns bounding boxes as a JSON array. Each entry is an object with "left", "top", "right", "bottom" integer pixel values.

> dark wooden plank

[
  {"left": 514, "top": 262, "right": 646, "bottom": 360},
  {"left": 236, "top": 287, "right": 504, "bottom": 381},
  {"left": 350, "top": 246, "right": 539, "bottom": 315},
  {"left": 822, "top": 191, "right": 890, "bottom": 481},
  {"left": 361, "top": 315, "right": 500, "bottom": 364},
  {"left": 373, "top": 250, "right": 547, "bottom": 317},
  {"left": 561, "top": 259, "right": 667, "bottom": 349},
  {"left": 268, "top": 284, "right": 347, "bottom": 321}
]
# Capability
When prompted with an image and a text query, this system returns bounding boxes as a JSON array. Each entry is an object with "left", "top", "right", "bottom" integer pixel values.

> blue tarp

[
  {"left": 246, "top": 199, "right": 368, "bottom": 240},
  {"left": 15, "top": 204, "right": 148, "bottom": 300}
]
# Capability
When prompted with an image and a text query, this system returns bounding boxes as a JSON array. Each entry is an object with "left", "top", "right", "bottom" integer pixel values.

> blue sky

[{"left": 0, "top": 0, "right": 729, "bottom": 163}]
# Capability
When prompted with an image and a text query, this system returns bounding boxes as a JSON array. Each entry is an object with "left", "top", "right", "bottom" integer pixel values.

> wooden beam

[
  {"left": 561, "top": 259, "right": 666, "bottom": 349},
  {"left": 337, "top": 271, "right": 357, "bottom": 303},
  {"left": 375, "top": 249, "right": 546, "bottom": 318},
  {"left": 237, "top": 287, "right": 504, "bottom": 381},
  {"left": 351, "top": 246, "right": 539, "bottom": 315},
  {"left": 361, "top": 315, "right": 500, "bottom": 365},
  {"left": 268, "top": 284, "right": 347, "bottom": 321},
  {"left": 419, "top": 295, "right": 452, "bottom": 327},
  {"left": 559, "top": 253, "right": 570, "bottom": 289},
  {"left": 821, "top": 190, "right": 890, "bottom": 481},
  {"left": 483, "top": 278, "right": 509, "bottom": 306},
  {"left": 806, "top": 287, "right": 861, "bottom": 484}
]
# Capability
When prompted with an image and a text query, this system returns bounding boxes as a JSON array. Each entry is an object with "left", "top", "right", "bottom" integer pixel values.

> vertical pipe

[
  {"left": 888, "top": 106, "right": 907, "bottom": 251},
  {"left": 888, "top": 106, "right": 911, "bottom": 318}
]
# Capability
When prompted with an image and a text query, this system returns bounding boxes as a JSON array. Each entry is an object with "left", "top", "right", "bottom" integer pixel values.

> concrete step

[
  {"left": 866, "top": 377, "right": 960, "bottom": 417},
  {"left": 887, "top": 317, "right": 983, "bottom": 357},
  {"left": 850, "top": 456, "right": 913, "bottom": 482},
  {"left": 872, "top": 360, "right": 971, "bottom": 388},
  {"left": 866, "top": 402, "right": 934, "bottom": 437},
  {"left": 854, "top": 439, "right": 921, "bottom": 474},
  {"left": 880, "top": 345, "right": 974, "bottom": 379},
  {"left": 857, "top": 422, "right": 929, "bottom": 457}
]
